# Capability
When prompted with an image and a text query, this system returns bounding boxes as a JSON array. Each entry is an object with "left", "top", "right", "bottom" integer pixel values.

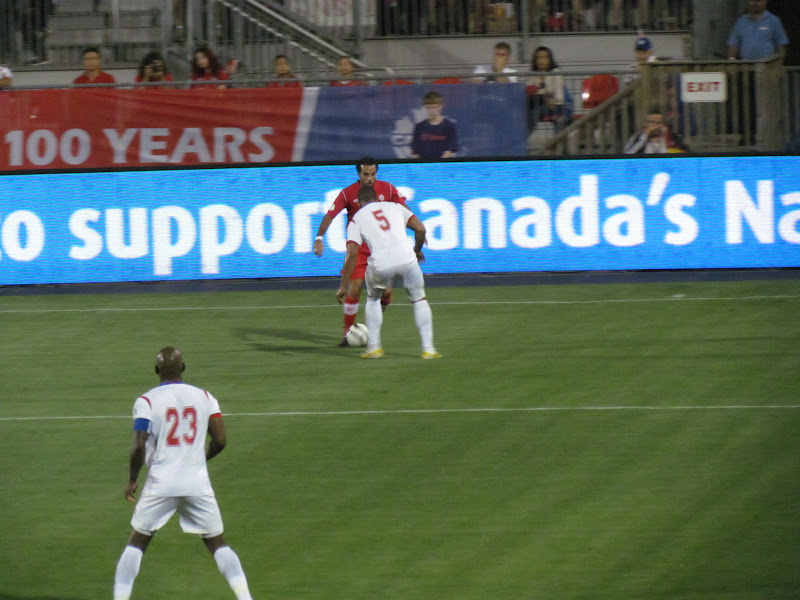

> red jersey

[
  {"left": 190, "top": 71, "right": 230, "bottom": 89},
  {"left": 73, "top": 71, "right": 116, "bottom": 85},
  {"left": 330, "top": 79, "right": 367, "bottom": 87},
  {"left": 266, "top": 76, "right": 302, "bottom": 88},
  {"left": 135, "top": 73, "right": 175, "bottom": 83},
  {"left": 326, "top": 179, "right": 407, "bottom": 255}
]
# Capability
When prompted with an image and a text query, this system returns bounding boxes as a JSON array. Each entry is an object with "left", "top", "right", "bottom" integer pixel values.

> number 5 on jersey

[{"left": 373, "top": 209, "right": 390, "bottom": 231}]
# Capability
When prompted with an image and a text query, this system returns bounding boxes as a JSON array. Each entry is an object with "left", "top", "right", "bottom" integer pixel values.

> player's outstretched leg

[
  {"left": 361, "top": 296, "right": 384, "bottom": 358},
  {"left": 113, "top": 545, "right": 144, "bottom": 600},
  {"left": 341, "top": 295, "right": 360, "bottom": 346},
  {"left": 205, "top": 536, "right": 254, "bottom": 600},
  {"left": 413, "top": 298, "right": 441, "bottom": 359}
]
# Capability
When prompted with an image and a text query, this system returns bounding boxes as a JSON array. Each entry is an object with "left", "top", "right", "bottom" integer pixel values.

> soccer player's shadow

[{"left": 236, "top": 327, "right": 346, "bottom": 355}]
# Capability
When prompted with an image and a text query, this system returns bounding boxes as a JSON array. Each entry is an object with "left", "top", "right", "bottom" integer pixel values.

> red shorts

[{"left": 341, "top": 252, "right": 369, "bottom": 280}]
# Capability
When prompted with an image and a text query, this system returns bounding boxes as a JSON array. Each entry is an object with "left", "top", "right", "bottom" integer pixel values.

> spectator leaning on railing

[
  {"left": 0, "top": 58, "right": 12, "bottom": 89},
  {"left": 73, "top": 47, "right": 116, "bottom": 85},
  {"left": 190, "top": 46, "right": 230, "bottom": 89},
  {"left": 136, "top": 51, "right": 174, "bottom": 87},
  {"left": 624, "top": 107, "right": 688, "bottom": 154},
  {"left": 266, "top": 55, "right": 302, "bottom": 88},
  {"left": 473, "top": 41, "right": 517, "bottom": 83},
  {"left": 331, "top": 56, "right": 367, "bottom": 87}
]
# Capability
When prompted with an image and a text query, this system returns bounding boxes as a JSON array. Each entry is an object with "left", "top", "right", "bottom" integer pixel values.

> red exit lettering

[{"left": 687, "top": 81, "right": 721, "bottom": 93}]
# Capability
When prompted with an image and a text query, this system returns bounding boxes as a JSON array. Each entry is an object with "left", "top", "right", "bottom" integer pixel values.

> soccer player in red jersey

[{"left": 313, "top": 157, "right": 407, "bottom": 346}]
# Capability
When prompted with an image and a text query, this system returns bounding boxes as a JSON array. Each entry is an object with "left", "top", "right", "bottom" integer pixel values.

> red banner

[{"left": 0, "top": 88, "right": 307, "bottom": 171}]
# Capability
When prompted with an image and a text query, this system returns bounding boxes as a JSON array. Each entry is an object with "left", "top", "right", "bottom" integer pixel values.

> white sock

[
  {"left": 413, "top": 299, "right": 434, "bottom": 351},
  {"left": 113, "top": 546, "right": 143, "bottom": 600},
  {"left": 365, "top": 297, "right": 383, "bottom": 350},
  {"left": 214, "top": 546, "right": 253, "bottom": 600}
]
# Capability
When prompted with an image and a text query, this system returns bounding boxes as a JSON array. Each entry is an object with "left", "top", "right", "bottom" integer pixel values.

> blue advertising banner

[
  {"left": 0, "top": 154, "right": 798, "bottom": 286},
  {"left": 303, "top": 83, "right": 528, "bottom": 160}
]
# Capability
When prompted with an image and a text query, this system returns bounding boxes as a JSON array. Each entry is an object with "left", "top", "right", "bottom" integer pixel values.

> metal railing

[
  {"left": 2, "top": 0, "right": 693, "bottom": 69},
  {"left": 545, "top": 56, "right": 797, "bottom": 156}
]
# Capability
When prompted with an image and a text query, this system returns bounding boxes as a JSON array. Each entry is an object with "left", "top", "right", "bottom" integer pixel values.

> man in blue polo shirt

[{"left": 727, "top": 0, "right": 789, "bottom": 60}]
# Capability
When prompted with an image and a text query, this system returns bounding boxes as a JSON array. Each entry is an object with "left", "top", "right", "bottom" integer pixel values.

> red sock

[
  {"left": 343, "top": 296, "right": 359, "bottom": 334},
  {"left": 381, "top": 290, "right": 393, "bottom": 306}
]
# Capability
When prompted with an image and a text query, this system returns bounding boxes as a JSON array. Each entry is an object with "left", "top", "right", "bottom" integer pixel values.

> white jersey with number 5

[
  {"left": 347, "top": 202, "right": 417, "bottom": 272},
  {"left": 132, "top": 382, "right": 221, "bottom": 497}
]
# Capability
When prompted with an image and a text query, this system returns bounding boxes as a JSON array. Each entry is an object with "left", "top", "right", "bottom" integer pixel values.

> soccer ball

[{"left": 345, "top": 323, "right": 369, "bottom": 347}]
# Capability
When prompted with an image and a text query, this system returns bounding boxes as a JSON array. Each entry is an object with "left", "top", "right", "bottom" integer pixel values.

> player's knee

[
  {"left": 348, "top": 280, "right": 363, "bottom": 298},
  {"left": 407, "top": 287, "right": 426, "bottom": 303}
]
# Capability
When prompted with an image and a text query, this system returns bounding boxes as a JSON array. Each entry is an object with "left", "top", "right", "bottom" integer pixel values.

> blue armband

[{"left": 133, "top": 418, "right": 151, "bottom": 432}]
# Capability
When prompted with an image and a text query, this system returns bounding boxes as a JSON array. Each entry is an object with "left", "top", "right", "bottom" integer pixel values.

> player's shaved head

[
  {"left": 357, "top": 186, "right": 376, "bottom": 205},
  {"left": 155, "top": 346, "right": 185, "bottom": 381}
]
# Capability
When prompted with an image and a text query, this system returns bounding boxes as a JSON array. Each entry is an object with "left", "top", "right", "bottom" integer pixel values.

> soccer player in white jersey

[
  {"left": 113, "top": 347, "right": 254, "bottom": 600},
  {"left": 338, "top": 186, "right": 442, "bottom": 359}
]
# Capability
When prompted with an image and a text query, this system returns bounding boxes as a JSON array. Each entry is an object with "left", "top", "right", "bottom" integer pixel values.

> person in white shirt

[
  {"left": 338, "top": 186, "right": 441, "bottom": 359},
  {"left": 113, "top": 347, "right": 254, "bottom": 600},
  {"left": 473, "top": 41, "right": 518, "bottom": 83},
  {"left": 0, "top": 61, "right": 12, "bottom": 89}
]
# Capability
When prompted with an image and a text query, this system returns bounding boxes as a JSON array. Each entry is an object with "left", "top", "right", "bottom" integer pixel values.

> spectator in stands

[
  {"left": 528, "top": 0, "right": 585, "bottom": 32},
  {"left": 727, "top": 0, "right": 788, "bottom": 60},
  {"left": 526, "top": 46, "right": 567, "bottom": 134},
  {"left": 331, "top": 56, "right": 367, "bottom": 86},
  {"left": 190, "top": 46, "right": 230, "bottom": 89},
  {"left": 624, "top": 107, "right": 688, "bottom": 154},
  {"left": 622, "top": 34, "right": 658, "bottom": 87},
  {"left": 0, "top": 58, "right": 12, "bottom": 89},
  {"left": 266, "top": 55, "right": 302, "bottom": 88},
  {"left": 473, "top": 41, "right": 517, "bottom": 83},
  {"left": 20, "top": 0, "right": 52, "bottom": 64},
  {"left": 135, "top": 51, "right": 174, "bottom": 87},
  {"left": 410, "top": 91, "right": 459, "bottom": 159},
  {"left": 73, "top": 47, "right": 116, "bottom": 85}
]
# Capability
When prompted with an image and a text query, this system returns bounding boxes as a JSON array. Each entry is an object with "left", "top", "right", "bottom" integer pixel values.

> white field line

[
  {"left": 2, "top": 405, "right": 800, "bottom": 422},
  {"left": 0, "top": 294, "right": 798, "bottom": 314}
]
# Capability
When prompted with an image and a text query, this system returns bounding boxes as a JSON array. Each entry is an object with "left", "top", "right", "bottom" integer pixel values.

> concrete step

[
  {"left": 53, "top": 0, "right": 161, "bottom": 13},
  {"left": 48, "top": 26, "right": 161, "bottom": 45},
  {"left": 50, "top": 10, "right": 160, "bottom": 29}
]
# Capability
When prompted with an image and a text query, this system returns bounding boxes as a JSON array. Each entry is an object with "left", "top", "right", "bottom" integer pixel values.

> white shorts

[
  {"left": 366, "top": 260, "right": 426, "bottom": 302},
  {"left": 131, "top": 492, "right": 224, "bottom": 538}
]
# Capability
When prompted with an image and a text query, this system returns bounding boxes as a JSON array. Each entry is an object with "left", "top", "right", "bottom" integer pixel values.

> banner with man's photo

[{"left": 0, "top": 84, "right": 527, "bottom": 171}]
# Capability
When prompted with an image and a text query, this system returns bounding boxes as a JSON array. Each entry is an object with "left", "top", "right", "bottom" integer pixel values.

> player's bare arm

[
  {"left": 207, "top": 415, "right": 227, "bottom": 461},
  {"left": 408, "top": 216, "right": 427, "bottom": 263},
  {"left": 337, "top": 242, "right": 360, "bottom": 304},
  {"left": 313, "top": 213, "right": 336, "bottom": 257},
  {"left": 125, "top": 429, "right": 148, "bottom": 502}
]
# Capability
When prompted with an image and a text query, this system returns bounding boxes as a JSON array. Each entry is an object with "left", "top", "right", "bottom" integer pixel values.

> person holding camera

[
  {"left": 135, "top": 51, "right": 174, "bottom": 87},
  {"left": 624, "top": 107, "right": 688, "bottom": 154}
]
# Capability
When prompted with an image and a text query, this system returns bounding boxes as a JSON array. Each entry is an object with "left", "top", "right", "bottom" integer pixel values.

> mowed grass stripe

[
  {"left": 2, "top": 404, "right": 800, "bottom": 422},
  {"left": 0, "top": 293, "right": 798, "bottom": 314}
]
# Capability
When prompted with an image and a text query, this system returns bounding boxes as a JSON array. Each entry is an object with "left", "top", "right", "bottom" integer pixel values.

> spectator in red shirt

[
  {"left": 135, "top": 51, "right": 174, "bottom": 88},
  {"left": 266, "top": 54, "right": 302, "bottom": 88},
  {"left": 330, "top": 56, "right": 367, "bottom": 87},
  {"left": 73, "top": 47, "right": 116, "bottom": 85},
  {"left": 190, "top": 46, "right": 230, "bottom": 89}
]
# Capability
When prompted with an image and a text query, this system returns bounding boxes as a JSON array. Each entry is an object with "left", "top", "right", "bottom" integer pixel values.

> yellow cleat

[
  {"left": 360, "top": 348, "right": 384, "bottom": 359},
  {"left": 421, "top": 350, "right": 443, "bottom": 359}
]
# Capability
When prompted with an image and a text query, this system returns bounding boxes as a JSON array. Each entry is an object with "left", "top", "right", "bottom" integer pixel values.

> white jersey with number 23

[{"left": 132, "top": 382, "right": 221, "bottom": 497}]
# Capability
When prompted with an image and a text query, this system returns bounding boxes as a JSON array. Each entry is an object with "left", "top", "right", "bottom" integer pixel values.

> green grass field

[{"left": 1, "top": 278, "right": 799, "bottom": 600}]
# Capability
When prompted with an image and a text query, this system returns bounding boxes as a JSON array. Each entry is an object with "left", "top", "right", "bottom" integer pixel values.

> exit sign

[{"left": 680, "top": 72, "right": 727, "bottom": 102}]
